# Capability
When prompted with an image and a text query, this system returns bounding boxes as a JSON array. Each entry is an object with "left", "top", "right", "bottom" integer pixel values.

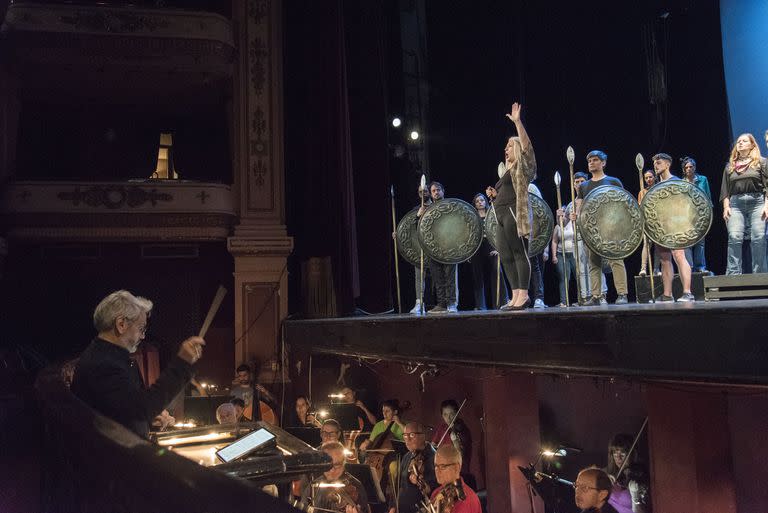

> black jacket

[{"left": 71, "top": 337, "right": 193, "bottom": 438}]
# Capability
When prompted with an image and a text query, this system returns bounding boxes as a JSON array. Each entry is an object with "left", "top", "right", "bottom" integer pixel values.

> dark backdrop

[{"left": 285, "top": 0, "right": 731, "bottom": 312}]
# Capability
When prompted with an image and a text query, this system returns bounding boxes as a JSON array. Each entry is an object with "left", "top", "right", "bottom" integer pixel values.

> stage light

[
  {"left": 392, "top": 117, "right": 402, "bottom": 128},
  {"left": 328, "top": 393, "right": 345, "bottom": 399},
  {"left": 318, "top": 409, "right": 329, "bottom": 418},
  {"left": 409, "top": 130, "right": 420, "bottom": 141}
]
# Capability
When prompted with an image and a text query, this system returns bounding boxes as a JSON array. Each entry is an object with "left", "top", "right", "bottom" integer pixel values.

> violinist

[
  {"left": 389, "top": 422, "right": 437, "bottom": 513},
  {"left": 301, "top": 441, "right": 370, "bottom": 513},
  {"left": 573, "top": 467, "right": 619, "bottom": 513},
  {"left": 603, "top": 434, "right": 650, "bottom": 513},
  {"left": 359, "top": 400, "right": 405, "bottom": 453},
  {"left": 430, "top": 446, "right": 481, "bottom": 513},
  {"left": 431, "top": 400, "right": 472, "bottom": 482},
  {"left": 294, "top": 395, "right": 322, "bottom": 427}
]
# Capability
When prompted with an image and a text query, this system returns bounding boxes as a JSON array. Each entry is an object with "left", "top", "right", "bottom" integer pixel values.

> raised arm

[{"left": 506, "top": 103, "right": 531, "bottom": 151}]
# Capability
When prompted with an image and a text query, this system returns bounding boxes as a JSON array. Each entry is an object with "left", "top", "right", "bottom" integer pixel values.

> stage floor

[{"left": 284, "top": 299, "right": 768, "bottom": 386}]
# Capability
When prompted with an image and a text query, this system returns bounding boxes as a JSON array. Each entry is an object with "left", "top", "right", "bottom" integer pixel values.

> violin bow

[
  {"left": 436, "top": 398, "right": 468, "bottom": 448},
  {"left": 614, "top": 416, "right": 648, "bottom": 481}
]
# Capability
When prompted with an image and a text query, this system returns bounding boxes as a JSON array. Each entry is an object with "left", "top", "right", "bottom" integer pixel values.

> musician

[
  {"left": 216, "top": 402, "right": 238, "bottom": 424},
  {"left": 71, "top": 290, "right": 204, "bottom": 439},
  {"left": 469, "top": 192, "right": 509, "bottom": 310},
  {"left": 720, "top": 133, "right": 768, "bottom": 275},
  {"left": 389, "top": 422, "right": 438, "bottom": 513},
  {"left": 320, "top": 419, "right": 346, "bottom": 446},
  {"left": 637, "top": 170, "right": 658, "bottom": 277},
  {"left": 431, "top": 400, "right": 472, "bottom": 482},
  {"left": 339, "top": 386, "right": 378, "bottom": 427},
  {"left": 230, "top": 362, "right": 278, "bottom": 422},
  {"left": 574, "top": 467, "right": 620, "bottom": 513},
  {"left": 485, "top": 102, "right": 537, "bottom": 311},
  {"left": 294, "top": 395, "right": 322, "bottom": 427},
  {"left": 422, "top": 181, "right": 459, "bottom": 313},
  {"left": 573, "top": 150, "right": 629, "bottom": 305},
  {"left": 681, "top": 157, "right": 712, "bottom": 273},
  {"left": 652, "top": 153, "right": 695, "bottom": 302},
  {"left": 302, "top": 441, "right": 370, "bottom": 513},
  {"left": 603, "top": 434, "right": 650, "bottom": 513},
  {"left": 359, "top": 400, "right": 405, "bottom": 452},
  {"left": 430, "top": 445, "right": 481, "bottom": 513}
]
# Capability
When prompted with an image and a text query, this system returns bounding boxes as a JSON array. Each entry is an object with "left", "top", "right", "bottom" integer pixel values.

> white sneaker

[
  {"left": 533, "top": 298, "right": 547, "bottom": 309},
  {"left": 677, "top": 292, "right": 695, "bottom": 303},
  {"left": 447, "top": 304, "right": 458, "bottom": 313},
  {"left": 409, "top": 301, "right": 423, "bottom": 314}
]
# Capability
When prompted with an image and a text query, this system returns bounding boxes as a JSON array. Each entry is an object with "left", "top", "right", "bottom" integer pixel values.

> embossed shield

[
  {"left": 641, "top": 179, "right": 712, "bottom": 249},
  {"left": 577, "top": 185, "right": 643, "bottom": 259},
  {"left": 417, "top": 198, "right": 483, "bottom": 264},
  {"left": 396, "top": 207, "right": 422, "bottom": 267},
  {"left": 529, "top": 194, "right": 554, "bottom": 256},
  {"left": 484, "top": 194, "right": 553, "bottom": 256}
]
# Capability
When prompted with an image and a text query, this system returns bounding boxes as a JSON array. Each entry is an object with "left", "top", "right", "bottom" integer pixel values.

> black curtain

[{"left": 285, "top": 1, "right": 393, "bottom": 315}]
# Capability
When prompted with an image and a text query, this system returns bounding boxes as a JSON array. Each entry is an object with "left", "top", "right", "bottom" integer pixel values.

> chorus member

[
  {"left": 552, "top": 206, "right": 577, "bottom": 307},
  {"left": 720, "top": 133, "right": 768, "bottom": 274},
  {"left": 485, "top": 102, "right": 537, "bottom": 310},
  {"left": 470, "top": 193, "right": 509, "bottom": 309},
  {"left": 294, "top": 395, "right": 322, "bottom": 427},
  {"left": 359, "top": 400, "right": 405, "bottom": 452},
  {"left": 637, "top": 170, "right": 658, "bottom": 277},
  {"left": 681, "top": 157, "right": 712, "bottom": 273},
  {"left": 528, "top": 182, "right": 548, "bottom": 308},
  {"left": 573, "top": 467, "right": 619, "bottom": 513},
  {"left": 652, "top": 154, "right": 695, "bottom": 302},
  {"left": 399, "top": 185, "right": 433, "bottom": 314},
  {"left": 572, "top": 150, "right": 629, "bottom": 305},
  {"left": 301, "top": 441, "right": 370, "bottom": 513},
  {"left": 603, "top": 434, "right": 650, "bottom": 513},
  {"left": 71, "top": 290, "right": 204, "bottom": 438},
  {"left": 422, "top": 182, "right": 459, "bottom": 313},
  {"left": 431, "top": 399, "right": 472, "bottom": 481},
  {"left": 430, "top": 445, "right": 482, "bottom": 513},
  {"left": 389, "top": 422, "right": 438, "bottom": 513}
]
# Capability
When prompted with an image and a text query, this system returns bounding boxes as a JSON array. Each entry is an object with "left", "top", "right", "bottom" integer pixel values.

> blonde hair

[
  {"left": 506, "top": 136, "right": 523, "bottom": 168},
  {"left": 729, "top": 133, "right": 762, "bottom": 173}
]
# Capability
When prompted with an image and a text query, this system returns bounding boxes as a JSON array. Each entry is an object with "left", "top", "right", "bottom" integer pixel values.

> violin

[
  {"left": 305, "top": 475, "right": 363, "bottom": 513},
  {"left": 430, "top": 481, "right": 465, "bottom": 513},
  {"left": 409, "top": 451, "right": 432, "bottom": 499}
]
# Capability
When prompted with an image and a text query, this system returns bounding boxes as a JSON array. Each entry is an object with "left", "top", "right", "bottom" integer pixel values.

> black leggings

[{"left": 495, "top": 205, "right": 530, "bottom": 290}]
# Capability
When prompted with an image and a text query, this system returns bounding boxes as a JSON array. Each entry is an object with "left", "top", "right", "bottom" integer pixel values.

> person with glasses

[
  {"left": 300, "top": 441, "right": 370, "bottom": 513},
  {"left": 319, "top": 419, "right": 345, "bottom": 447},
  {"left": 71, "top": 290, "right": 205, "bottom": 439},
  {"left": 603, "top": 434, "right": 650, "bottom": 513},
  {"left": 389, "top": 422, "right": 437, "bottom": 513},
  {"left": 573, "top": 467, "right": 619, "bottom": 513},
  {"left": 429, "top": 445, "right": 481, "bottom": 513}
]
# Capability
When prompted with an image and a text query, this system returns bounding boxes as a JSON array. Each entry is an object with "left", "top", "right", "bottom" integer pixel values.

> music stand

[
  {"left": 284, "top": 427, "right": 322, "bottom": 447},
  {"left": 326, "top": 404, "right": 361, "bottom": 431}
]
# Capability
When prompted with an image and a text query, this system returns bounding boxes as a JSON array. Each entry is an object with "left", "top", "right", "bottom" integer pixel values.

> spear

[
  {"left": 490, "top": 203, "right": 501, "bottom": 308},
  {"left": 567, "top": 146, "right": 584, "bottom": 302},
  {"left": 419, "top": 175, "right": 427, "bottom": 315},
  {"left": 390, "top": 185, "right": 403, "bottom": 313},
  {"left": 636, "top": 154, "right": 655, "bottom": 303},
  {"left": 554, "top": 171, "right": 569, "bottom": 306}
]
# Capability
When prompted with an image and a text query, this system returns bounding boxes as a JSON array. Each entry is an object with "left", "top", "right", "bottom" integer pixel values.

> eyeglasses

[
  {"left": 434, "top": 463, "right": 458, "bottom": 471},
  {"left": 573, "top": 483, "right": 600, "bottom": 493},
  {"left": 321, "top": 431, "right": 340, "bottom": 438},
  {"left": 403, "top": 432, "right": 424, "bottom": 439}
]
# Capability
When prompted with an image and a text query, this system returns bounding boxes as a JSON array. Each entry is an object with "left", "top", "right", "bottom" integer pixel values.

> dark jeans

[
  {"left": 429, "top": 261, "right": 457, "bottom": 307},
  {"left": 470, "top": 244, "right": 509, "bottom": 309},
  {"left": 528, "top": 254, "right": 544, "bottom": 300}
]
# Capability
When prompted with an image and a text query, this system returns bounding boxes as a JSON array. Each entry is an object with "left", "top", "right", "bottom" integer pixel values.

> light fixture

[
  {"left": 392, "top": 117, "right": 402, "bottom": 128},
  {"left": 409, "top": 130, "right": 420, "bottom": 141}
]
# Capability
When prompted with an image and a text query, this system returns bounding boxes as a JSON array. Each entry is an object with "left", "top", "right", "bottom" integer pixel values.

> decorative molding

[
  {"left": 5, "top": 226, "right": 231, "bottom": 242},
  {"left": 227, "top": 235, "right": 293, "bottom": 257},
  {"left": 58, "top": 185, "right": 172, "bottom": 209}
]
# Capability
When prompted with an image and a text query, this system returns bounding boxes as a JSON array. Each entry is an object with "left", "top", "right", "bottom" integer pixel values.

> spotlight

[
  {"left": 318, "top": 409, "right": 329, "bottom": 418},
  {"left": 409, "top": 130, "right": 420, "bottom": 141},
  {"left": 392, "top": 117, "right": 402, "bottom": 128}
]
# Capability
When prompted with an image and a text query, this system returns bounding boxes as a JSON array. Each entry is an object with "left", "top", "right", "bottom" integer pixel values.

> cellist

[{"left": 359, "top": 400, "right": 406, "bottom": 453}]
